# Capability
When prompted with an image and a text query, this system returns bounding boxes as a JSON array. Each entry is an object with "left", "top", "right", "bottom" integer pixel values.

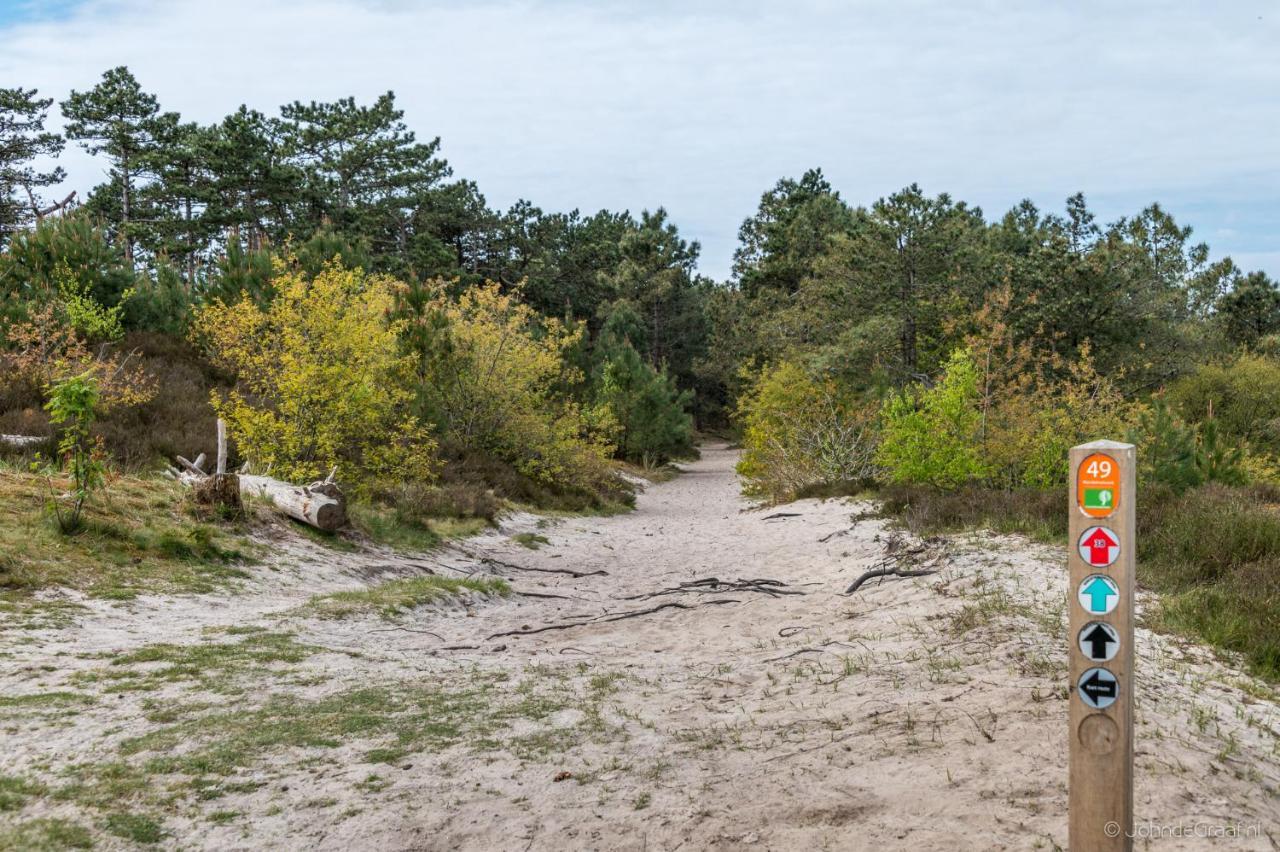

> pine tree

[
  {"left": 61, "top": 67, "right": 164, "bottom": 264},
  {"left": 0, "top": 87, "right": 65, "bottom": 244},
  {"left": 594, "top": 304, "right": 693, "bottom": 465},
  {"left": 280, "top": 91, "right": 450, "bottom": 267}
]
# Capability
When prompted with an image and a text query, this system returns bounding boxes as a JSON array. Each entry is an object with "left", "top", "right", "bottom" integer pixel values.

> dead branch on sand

[
  {"left": 459, "top": 550, "right": 609, "bottom": 579},
  {"left": 843, "top": 533, "right": 950, "bottom": 594},
  {"left": 487, "top": 598, "right": 739, "bottom": 639},
  {"left": 620, "top": 577, "right": 803, "bottom": 600}
]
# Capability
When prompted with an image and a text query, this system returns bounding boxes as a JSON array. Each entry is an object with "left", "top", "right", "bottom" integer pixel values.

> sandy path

[{"left": 2, "top": 444, "right": 1279, "bottom": 850}]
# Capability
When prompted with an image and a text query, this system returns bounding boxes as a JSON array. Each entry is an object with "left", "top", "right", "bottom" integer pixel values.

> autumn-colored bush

[
  {"left": 193, "top": 260, "right": 436, "bottom": 494},
  {"left": 0, "top": 301, "right": 155, "bottom": 418},
  {"left": 736, "top": 360, "right": 877, "bottom": 502},
  {"left": 408, "top": 280, "right": 618, "bottom": 501}
]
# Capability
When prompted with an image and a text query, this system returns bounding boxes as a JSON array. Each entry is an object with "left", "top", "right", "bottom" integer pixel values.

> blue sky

[{"left": 1, "top": 0, "right": 1277, "bottom": 281}]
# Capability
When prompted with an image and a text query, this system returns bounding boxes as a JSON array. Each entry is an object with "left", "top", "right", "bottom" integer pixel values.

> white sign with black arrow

[
  {"left": 1078, "top": 621, "right": 1120, "bottom": 663},
  {"left": 1077, "top": 667, "right": 1119, "bottom": 710}
]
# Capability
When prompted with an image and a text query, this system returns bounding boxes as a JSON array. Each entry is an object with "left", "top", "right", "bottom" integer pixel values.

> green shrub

[
  {"left": 877, "top": 348, "right": 985, "bottom": 489},
  {"left": 43, "top": 371, "right": 106, "bottom": 533},
  {"left": 123, "top": 263, "right": 192, "bottom": 334},
  {"left": 1168, "top": 353, "right": 1280, "bottom": 452},
  {"left": 0, "top": 214, "right": 135, "bottom": 312},
  {"left": 1127, "top": 401, "right": 1245, "bottom": 492}
]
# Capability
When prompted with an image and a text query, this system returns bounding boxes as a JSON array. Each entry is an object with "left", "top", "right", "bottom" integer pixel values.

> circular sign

[
  {"left": 1077, "top": 574, "right": 1119, "bottom": 616},
  {"left": 1078, "top": 621, "right": 1120, "bottom": 662},
  {"left": 1077, "top": 453, "right": 1120, "bottom": 518},
  {"left": 1078, "top": 525, "right": 1120, "bottom": 568},
  {"left": 1077, "top": 667, "right": 1119, "bottom": 710}
]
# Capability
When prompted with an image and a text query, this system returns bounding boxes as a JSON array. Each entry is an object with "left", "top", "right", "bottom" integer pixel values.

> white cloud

[{"left": 2, "top": 0, "right": 1277, "bottom": 278}]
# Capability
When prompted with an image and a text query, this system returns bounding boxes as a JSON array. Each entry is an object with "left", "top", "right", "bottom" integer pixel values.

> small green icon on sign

[{"left": 1083, "top": 487, "right": 1113, "bottom": 510}]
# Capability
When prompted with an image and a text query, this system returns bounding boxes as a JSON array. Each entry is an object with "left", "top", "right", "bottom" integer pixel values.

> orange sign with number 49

[{"left": 1077, "top": 453, "right": 1120, "bottom": 518}]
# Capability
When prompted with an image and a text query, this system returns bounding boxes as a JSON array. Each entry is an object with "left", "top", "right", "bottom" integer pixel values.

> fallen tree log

[
  {"left": 169, "top": 419, "right": 346, "bottom": 530},
  {"left": 238, "top": 474, "right": 347, "bottom": 531},
  {"left": 0, "top": 434, "right": 45, "bottom": 449}
]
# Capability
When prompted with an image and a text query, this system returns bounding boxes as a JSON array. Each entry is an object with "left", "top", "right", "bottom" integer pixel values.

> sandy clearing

[{"left": 1, "top": 443, "right": 1278, "bottom": 850}]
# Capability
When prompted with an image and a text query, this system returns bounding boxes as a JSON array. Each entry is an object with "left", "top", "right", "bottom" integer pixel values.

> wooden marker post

[{"left": 1068, "top": 440, "right": 1135, "bottom": 850}]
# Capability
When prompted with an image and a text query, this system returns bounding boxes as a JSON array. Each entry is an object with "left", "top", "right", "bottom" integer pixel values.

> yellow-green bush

[
  {"left": 1167, "top": 353, "right": 1280, "bottom": 453},
  {"left": 411, "top": 281, "right": 617, "bottom": 499},
  {"left": 193, "top": 260, "right": 437, "bottom": 494},
  {"left": 736, "top": 360, "right": 877, "bottom": 502},
  {"left": 982, "top": 347, "right": 1136, "bottom": 488}
]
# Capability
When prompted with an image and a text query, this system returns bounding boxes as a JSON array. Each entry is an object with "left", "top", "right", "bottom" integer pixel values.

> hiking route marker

[{"left": 1069, "top": 441, "right": 1135, "bottom": 851}]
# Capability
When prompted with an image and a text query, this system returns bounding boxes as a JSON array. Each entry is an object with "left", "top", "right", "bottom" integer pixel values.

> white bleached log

[
  {"left": 215, "top": 420, "right": 227, "bottom": 475},
  {"left": 239, "top": 473, "right": 347, "bottom": 531},
  {"left": 0, "top": 434, "right": 44, "bottom": 448}
]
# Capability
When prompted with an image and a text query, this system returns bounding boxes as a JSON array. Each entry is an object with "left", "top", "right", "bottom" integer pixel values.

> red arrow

[{"left": 1085, "top": 528, "right": 1118, "bottom": 564}]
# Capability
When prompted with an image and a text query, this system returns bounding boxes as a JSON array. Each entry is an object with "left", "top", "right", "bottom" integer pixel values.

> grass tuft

[
  {"left": 0, "top": 818, "right": 93, "bottom": 850},
  {"left": 302, "top": 576, "right": 510, "bottom": 620}
]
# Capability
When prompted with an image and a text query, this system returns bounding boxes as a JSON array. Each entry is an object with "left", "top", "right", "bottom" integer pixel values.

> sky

[{"left": 1, "top": 0, "right": 1277, "bottom": 281}]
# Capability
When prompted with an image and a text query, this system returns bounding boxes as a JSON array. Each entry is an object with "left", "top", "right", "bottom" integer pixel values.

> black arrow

[
  {"left": 1083, "top": 624, "right": 1115, "bottom": 659},
  {"left": 1081, "top": 670, "right": 1117, "bottom": 703}
]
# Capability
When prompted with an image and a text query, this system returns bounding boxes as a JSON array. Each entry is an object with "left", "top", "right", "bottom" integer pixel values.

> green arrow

[{"left": 1082, "top": 576, "right": 1117, "bottom": 613}]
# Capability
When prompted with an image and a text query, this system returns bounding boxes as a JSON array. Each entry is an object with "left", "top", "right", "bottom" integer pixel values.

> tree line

[
  {"left": 0, "top": 67, "right": 712, "bottom": 413},
  {"left": 4, "top": 68, "right": 1280, "bottom": 472}
]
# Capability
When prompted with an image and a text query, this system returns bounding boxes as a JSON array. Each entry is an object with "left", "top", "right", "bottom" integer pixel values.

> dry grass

[
  {"left": 0, "top": 467, "right": 254, "bottom": 600},
  {"left": 879, "top": 481, "right": 1280, "bottom": 681}
]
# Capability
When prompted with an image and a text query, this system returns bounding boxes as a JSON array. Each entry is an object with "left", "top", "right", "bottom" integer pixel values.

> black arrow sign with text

[{"left": 1081, "top": 669, "right": 1117, "bottom": 704}]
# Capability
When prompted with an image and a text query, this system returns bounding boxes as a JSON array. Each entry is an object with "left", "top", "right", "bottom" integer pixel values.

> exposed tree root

[
  {"left": 843, "top": 533, "right": 950, "bottom": 594},
  {"left": 620, "top": 577, "right": 802, "bottom": 600},
  {"left": 479, "top": 555, "right": 608, "bottom": 578},
  {"left": 844, "top": 565, "right": 938, "bottom": 594},
  {"left": 487, "top": 598, "right": 739, "bottom": 639}
]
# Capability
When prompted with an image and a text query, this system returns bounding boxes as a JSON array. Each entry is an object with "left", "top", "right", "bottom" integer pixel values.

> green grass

[
  {"left": 72, "top": 631, "right": 338, "bottom": 694},
  {"left": 1138, "top": 485, "right": 1280, "bottom": 680},
  {"left": 0, "top": 817, "right": 93, "bottom": 850},
  {"left": 0, "top": 775, "right": 47, "bottom": 811},
  {"left": 39, "top": 664, "right": 626, "bottom": 840},
  {"left": 0, "top": 469, "right": 255, "bottom": 600},
  {"left": 880, "top": 481, "right": 1280, "bottom": 681},
  {"left": 104, "top": 811, "right": 165, "bottom": 844},
  {"left": 348, "top": 502, "right": 488, "bottom": 553},
  {"left": 301, "top": 575, "right": 510, "bottom": 620},
  {"left": 0, "top": 691, "right": 96, "bottom": 710},
  {"left": 511, "top": 532, "right": 550, "bottom": 549},
  {"left": 125, "top": 681, "right": 507, "bottom": 774}
]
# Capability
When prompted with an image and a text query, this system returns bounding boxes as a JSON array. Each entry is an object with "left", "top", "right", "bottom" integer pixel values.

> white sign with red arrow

[{"left": 1077, "top": 525, "right": 1120, "bottom": 568}]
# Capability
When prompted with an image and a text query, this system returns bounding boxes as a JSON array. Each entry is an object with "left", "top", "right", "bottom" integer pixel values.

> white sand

[{"left": 2, "top": 443, "right": 1277, "bottom": 850}]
